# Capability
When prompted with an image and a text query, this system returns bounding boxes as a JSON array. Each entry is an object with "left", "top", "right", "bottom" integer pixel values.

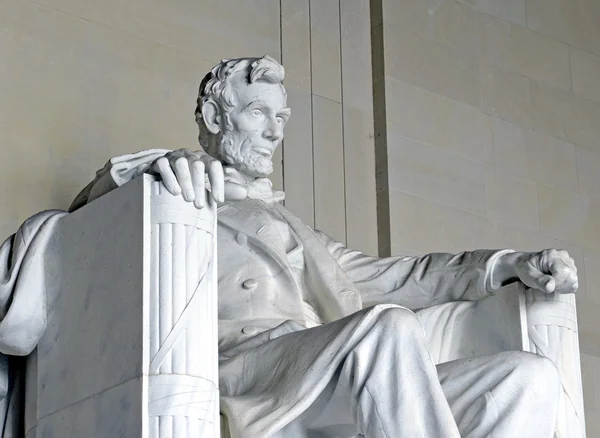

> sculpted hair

[{"left": 195, "top": 56, "right": 285, "bottom": 155}]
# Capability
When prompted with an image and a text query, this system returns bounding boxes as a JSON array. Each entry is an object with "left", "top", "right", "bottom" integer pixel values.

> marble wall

[
  {"left": 0, "top": 0, "right": 378, "bottom": 255},
  {"left": 371, "top": 0, "right": 600, "bottom": 433},
  {"left": 280, "top": 0, "right": 377, "bottom": 254}
]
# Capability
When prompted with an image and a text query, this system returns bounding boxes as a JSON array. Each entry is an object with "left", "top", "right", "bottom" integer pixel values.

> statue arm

[
  {"left": 69, "top": 149, "right": 171, "bottom": 211},
  {"left": 312, "top": 229, "right": 512, "bottom": 310}
]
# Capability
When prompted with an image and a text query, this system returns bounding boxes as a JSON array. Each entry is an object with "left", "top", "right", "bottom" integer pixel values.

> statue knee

[
  {"left": 511, "top": 353, "right": 561, "bottom": 396},
  {"left": 373, "top": 305, "right": 426, "bottom": 341}
]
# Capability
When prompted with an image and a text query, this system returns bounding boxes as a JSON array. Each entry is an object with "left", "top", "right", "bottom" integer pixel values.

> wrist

[{"left": 492, "top": 251, "right": 526, "bottom": 288}]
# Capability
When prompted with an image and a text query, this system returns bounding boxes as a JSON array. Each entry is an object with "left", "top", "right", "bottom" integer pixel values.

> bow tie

[{"left": 222, "top": 167, "right": 285, "bottom": 204}]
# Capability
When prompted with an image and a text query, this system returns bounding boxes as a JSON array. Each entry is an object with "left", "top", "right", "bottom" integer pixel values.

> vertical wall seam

[
  {"left": 369, "top": 0, "right": 391, "bottom": 257},
  {"left": 339, "top": 0, "right": 348, "bottom": 245},
  {"left": 568, "top": 45, "right": 573, "bottom": 93},
  {"left": 308, "top": 0, "right": 316, "bottom": 228},
  {"left": 279, "top": 0, "right": 285, "bottom": 193}
]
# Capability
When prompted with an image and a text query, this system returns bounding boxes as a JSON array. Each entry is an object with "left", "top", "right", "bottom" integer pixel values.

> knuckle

[
  {"left": 175, "top": 157, "right": 188, "bottom": 168},
  {"left": 210, "top": 160, "right": 223, "bottom": 171},
  {"left": 192, "top": 159, "right": 205, "bottom": 171}
]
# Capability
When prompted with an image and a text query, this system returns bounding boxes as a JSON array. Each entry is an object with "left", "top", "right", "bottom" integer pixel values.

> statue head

[{"left": 195, "top": 56, "right": 290, "bottom": 178}]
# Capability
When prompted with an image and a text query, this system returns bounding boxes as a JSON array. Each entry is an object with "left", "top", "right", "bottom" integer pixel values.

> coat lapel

[
  {"left": 273, "top": 204, "right": 362, "bottom": 321},
  {"left": 217, "top": 200, "right": 294, "bottom": 281}
]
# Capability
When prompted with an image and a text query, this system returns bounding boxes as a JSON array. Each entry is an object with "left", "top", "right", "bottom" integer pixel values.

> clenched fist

[{"left": 496, "top": 249, "right": 578, "bottom": 294}]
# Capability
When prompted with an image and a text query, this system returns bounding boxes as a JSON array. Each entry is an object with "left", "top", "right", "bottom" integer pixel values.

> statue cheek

[{"left": 231, "top": 113, "right": 254, "bottom": 129}]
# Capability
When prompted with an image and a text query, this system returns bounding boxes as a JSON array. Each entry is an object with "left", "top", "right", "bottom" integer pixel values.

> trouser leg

[
  {"left": 437, "top": 351, "right": 561, "bottom": 438},
  {"left": 292, "top": 306, "right": 461, "bottom": 438}
]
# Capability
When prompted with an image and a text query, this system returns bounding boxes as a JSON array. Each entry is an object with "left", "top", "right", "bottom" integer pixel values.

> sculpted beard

[{"left": 217, "top": 126, "right": 274, "bottom": 178}]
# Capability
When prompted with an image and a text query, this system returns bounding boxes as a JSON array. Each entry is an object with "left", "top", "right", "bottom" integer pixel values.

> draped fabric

[{"left": 0, "top": 211, "right": 67, "bottom": 436}]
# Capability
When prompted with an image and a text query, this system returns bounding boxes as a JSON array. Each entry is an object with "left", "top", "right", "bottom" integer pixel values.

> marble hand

[
  {"left": 150, "top": 148, "right": 225, "bottom": 208},
  {"left": 498, "top": 249, "right": 579, "bottom": 294}
]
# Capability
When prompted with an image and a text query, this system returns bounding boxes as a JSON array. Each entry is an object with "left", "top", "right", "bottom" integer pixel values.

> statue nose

[{"left": 263, "top": 120, "right": 283, "bottom": 141}]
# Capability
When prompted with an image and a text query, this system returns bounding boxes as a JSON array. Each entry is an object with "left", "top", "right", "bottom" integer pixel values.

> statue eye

[
  {"left": 276, "top": 116, "right": 284, "bottom": 124},
  {"left": 251, "top": 109, "right": 263, "bottom": 117}
]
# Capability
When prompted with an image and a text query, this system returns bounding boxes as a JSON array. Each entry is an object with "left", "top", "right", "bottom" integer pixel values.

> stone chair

[{"left": 25, "top": 176, "right": 585, "bottom": 438}]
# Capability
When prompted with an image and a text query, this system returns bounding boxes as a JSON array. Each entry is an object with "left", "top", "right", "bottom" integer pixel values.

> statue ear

[{"left": 201, "top": 100, "right": 221, "bottom": 135}]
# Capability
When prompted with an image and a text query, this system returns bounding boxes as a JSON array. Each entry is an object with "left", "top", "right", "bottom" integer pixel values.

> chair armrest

[
  {"left": 417, "top": 285, "right": 586, "bottom": 437},
  {"left": 416, "top": 285, "right": 526, "bottom": 364},
  {"left": 148, "top": 178, "right": 220, "bottom": 437},
  {"left": 33, "top": 176, "right": 221, "bottom": 438},
  {"left": 523, "top": 288, "right": 586, "bottom": 437}
]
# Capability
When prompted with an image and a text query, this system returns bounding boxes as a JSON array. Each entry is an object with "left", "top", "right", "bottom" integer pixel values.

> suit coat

[{"left": 214, "top": 197, "right": 504, "bottom": 354}]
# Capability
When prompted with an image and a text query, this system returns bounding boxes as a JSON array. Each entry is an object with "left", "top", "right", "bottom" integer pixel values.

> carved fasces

[
  {"left": 148, "top": 181, "right": 219, "bottom": 438},
  {"left": 525, "top": 288, "right": 586, "bottom": 438}
]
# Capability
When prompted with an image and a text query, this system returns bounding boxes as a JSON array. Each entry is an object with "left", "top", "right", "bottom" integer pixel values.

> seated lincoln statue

[{"left": 1, "top": 56, "right": 580, "bottom": 437}]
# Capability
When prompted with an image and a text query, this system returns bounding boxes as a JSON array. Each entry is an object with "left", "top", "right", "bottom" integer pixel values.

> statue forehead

[{"left": 227, "top": 71, "right": 287, "bottom": 109}]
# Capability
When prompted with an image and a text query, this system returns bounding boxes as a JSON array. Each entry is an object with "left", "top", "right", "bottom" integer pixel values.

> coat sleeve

[
  {"left": 69, "top": 149, "right": 171, "bottom": 211},
  {"left": 312, "top": 229, "right": 513, "bottom": 310}
]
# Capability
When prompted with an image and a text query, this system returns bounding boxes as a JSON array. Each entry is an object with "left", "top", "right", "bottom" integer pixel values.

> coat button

[
  {"left": 242, "top": 279, "right": 258, "bottom": 290},
  {"left": 242, "top": 326, "right": 260, "bottom": 336},
  {"left": 235, "top": 232, "right": 248, "bottom": 245}
]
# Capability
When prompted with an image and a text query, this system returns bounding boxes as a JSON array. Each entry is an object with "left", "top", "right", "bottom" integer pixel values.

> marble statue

[{"left": 0, "top": 56, "right": 581, "bottom": 437}]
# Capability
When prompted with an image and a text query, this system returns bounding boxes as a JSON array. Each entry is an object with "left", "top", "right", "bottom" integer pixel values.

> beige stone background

[
  {"left": 372, "top": 0, "right": 600, "bottom": 434},
  {"left": 0, "top": 0, "right": 378, "bottom": 255},
  {"left": 1, "top": 0, "right": 600, "bottom": 434}
]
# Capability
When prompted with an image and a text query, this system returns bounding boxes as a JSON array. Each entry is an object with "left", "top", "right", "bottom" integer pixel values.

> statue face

[{"left": 217, "top": 74, "right": 290, "bottom": 178}]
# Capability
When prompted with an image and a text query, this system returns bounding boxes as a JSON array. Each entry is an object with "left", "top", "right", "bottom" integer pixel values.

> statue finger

[
  {"left": 207, "top": 160, "right": 225, "bottom": 203},
  {"left": 548, "top": 257, "right": 571, "bottom": 288},
  {"left": 558, "top": 280, "right": 578, "bottom": 294},
  {"left": 554, "top": 268, "right": 578, "bottom": 294},
  {"left": 173, "top": 157, "right": 195, "bottom": 202},
  {"left": 155, "top": 157, "right": 181, "bottom": 196},
  {"left": 561, "top": 252, "right": 578, "bottom": 274},
  {"left": 191, "top": 159, "right": 206, "bottom": 209},
  {"left": 523, "top": 264, "right": 556, "bottom": 293}
]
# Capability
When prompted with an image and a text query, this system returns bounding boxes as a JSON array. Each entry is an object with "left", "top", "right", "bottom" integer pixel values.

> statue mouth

[{"left": 254, "top": 147, "right": 273, "bottom": 157}]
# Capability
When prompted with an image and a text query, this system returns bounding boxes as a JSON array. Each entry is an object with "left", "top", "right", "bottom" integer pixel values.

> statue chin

[{"left": 229, "top": 158, "right": 274, "bottom": 179}]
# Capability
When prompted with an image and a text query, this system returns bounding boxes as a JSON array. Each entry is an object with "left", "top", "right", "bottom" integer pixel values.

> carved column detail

[
  {"left": 148, "top": 181, "right": 219, "bottom": 438},
  {"left": 524, "top": 289, "right": 585, "bottom": 438}
]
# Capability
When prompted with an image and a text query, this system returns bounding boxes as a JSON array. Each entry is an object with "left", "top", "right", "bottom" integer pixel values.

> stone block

[
  {"left": 532, "top": 81, "right": 600, "bottom": 152},
  {"left": 462, "top": 0, "right": 526, "bottom": 27},
  {"left": 309, "top": 0, "right": 342, "bottom": 102},
  {"left": 312, "top": 95, "right": 345, "bottom": 243},
  {"left": 571, "top": 47, "right": 600, "bottom": 105},
  {"left": 485, "top": 172, "right": 540, "bottom": 231},
  {"left": 387, "top": 132, "right": 489, "bottom": 215},
  {"left": 485, "top": 14, "right": 571, "bottom": 91},
  {"left": 538, "top": 185, "right": 600, "bottom": 252},
  {"left": 493, "top": 118, "right": 578, "bottom": 190},
  {"left": 526, "top": 0, "right": 600, "bottom": 56},
  {"left": 384, "top": 25, "right": 480, "bottom": 107},
  {"left": 577, "top": 146, "right": 600, "bottom": 202},
  {"left": 385, "top": 79, "right": 493, "bottom": 164},
  {"left": 480, "top": 62, "right": 533, "bottom": 128}
]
